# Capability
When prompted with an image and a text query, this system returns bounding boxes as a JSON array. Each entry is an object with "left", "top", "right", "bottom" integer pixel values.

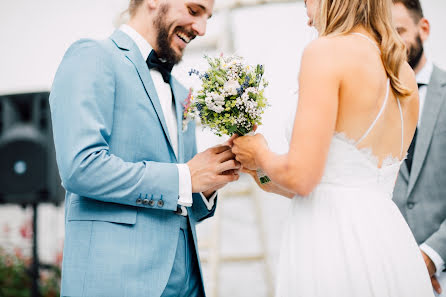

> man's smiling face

[{"left": 153, "top": 0, "right": 214, "bottom": 64}]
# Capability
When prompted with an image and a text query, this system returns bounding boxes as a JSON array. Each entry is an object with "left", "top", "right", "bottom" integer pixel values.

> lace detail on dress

[{"left": 333, "top": 132, "right": 405, "bottom": 168}]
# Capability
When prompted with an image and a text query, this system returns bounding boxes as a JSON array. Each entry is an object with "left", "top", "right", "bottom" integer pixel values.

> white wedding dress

[{"left": 276, "top": 34, "right": 434, "bottom": 297}]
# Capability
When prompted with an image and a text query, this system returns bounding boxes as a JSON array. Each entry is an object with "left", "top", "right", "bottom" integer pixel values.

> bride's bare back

[{"left": 334, "top": 31, "right": 419, "bottom": 165}]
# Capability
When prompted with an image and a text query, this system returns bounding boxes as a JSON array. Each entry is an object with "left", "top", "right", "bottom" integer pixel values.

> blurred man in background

[{"left": 392, "top": 0, "right": 446, "bottom": 295}]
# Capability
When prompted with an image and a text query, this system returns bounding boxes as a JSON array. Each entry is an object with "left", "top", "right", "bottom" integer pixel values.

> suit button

[
  {"left": 136, "top": 198, "right": 143, "bottom": 205},
  {"left": 407, "top": 202, "right": 415, "bottom": 209},
  {"left": 149, "top": 200, "right": 155, "bottom": 206},
  {"left": 157, "top": 200, "right": 164, "bottom": 207},
  {"left": 143, "top": 199, "right": 149, "bottom": 205}
]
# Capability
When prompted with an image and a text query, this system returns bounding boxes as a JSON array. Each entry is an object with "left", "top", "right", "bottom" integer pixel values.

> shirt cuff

[
  {"left": 200, "top": 191, "right": 217, "bottom": 211},
  {"left": 421, "top": 243, "right": 445, "bottom": 277},
  {"left": 177, "top": 164, "right": 192, "bottom": 207}
]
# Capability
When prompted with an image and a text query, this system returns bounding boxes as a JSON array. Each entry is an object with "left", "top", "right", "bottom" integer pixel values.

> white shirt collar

[
  {"left": 119, "top": 24, "right": 153, "bottom": 61},
  {"left": 416, "top": 60, "right": 434, "bottom": 86}
]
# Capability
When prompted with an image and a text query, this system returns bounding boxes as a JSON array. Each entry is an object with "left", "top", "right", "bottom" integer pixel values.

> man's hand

[
  {"left": 422, "top": 250, "right": 442, "bottom": 294},
  {"left": 187, "top": 145, "right": 240, "bottom": 193}
]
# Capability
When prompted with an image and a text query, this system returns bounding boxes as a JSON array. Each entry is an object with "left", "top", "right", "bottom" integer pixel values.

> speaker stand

[{"left": 30, "top": 203, "right": 40, "bottom": 297}]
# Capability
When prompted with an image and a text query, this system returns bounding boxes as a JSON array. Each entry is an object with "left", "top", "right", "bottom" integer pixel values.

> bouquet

[{"left": 185, "top": 54, "right": 271, "bottom": 184}]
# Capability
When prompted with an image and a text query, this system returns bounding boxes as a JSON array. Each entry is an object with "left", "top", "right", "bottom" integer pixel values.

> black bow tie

[{"left": 146, "top": 50, "right": 174, "bottom": 83}]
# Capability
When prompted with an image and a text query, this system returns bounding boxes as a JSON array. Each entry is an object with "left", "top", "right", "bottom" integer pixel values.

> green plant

[
  {"left": 0, "top": 246, "right": 61, "bottom": 297},
  {"left": 0, "top": 220, "right": 62, "bottom": 297}
]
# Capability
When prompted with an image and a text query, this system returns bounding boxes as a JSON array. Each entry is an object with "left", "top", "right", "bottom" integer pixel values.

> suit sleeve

[
  {"left": 425, "top": 220, "right": 446, "bottom": 264},
  {"left": 49, "top": 40, "right": 179, "bottom": 211}
]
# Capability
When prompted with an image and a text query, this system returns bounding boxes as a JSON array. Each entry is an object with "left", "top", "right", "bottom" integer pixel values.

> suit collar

[
  {"left": 110, "top": 29, "right": 134, "bottom": 51},
  {"left": 407, "top": 66, "right": 446, "bottom": 196},
  {"left": 119, "top": 24, "right": 153, "bottom": 61}
]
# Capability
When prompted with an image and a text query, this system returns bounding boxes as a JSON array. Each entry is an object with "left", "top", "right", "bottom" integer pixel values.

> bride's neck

[{"left": 350, "top": 26, "right": 374, "bottom": 38}]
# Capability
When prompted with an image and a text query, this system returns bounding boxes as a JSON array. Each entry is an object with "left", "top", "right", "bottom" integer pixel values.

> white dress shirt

[
  {"left": 120, "top": 24, "right": 216, "bottom": 213},
  {"left": 416, "top": 61, "right": 445, "bottom": 294},
  {"left": 416, "top": 60, "right": 434, "bottom": 126}
]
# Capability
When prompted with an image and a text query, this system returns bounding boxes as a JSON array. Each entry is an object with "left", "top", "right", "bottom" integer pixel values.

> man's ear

[
  {"left": 146, "top": 0, "right": 159, "bottom": 10},
  {"left": 418, "top": 18, "right": 430, "bottom": 43}
]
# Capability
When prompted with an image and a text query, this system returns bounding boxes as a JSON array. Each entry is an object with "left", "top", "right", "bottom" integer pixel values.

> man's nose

[{"left": 192, "top": 18, "right": 207, "bottom": 36}]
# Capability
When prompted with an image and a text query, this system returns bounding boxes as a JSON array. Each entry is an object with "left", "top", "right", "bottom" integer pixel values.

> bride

[{"left": 231, "top": 0, "right": 434, "bottom": 296}]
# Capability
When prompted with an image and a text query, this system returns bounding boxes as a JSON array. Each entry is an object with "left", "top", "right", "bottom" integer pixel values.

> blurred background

[{"left": 0, "top": 0, "right": 445, "bottom": 296}]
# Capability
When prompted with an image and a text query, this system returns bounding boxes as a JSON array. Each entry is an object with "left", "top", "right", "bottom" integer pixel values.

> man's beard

[
  {"left": 153, "top": 4, "right": 194, "bottom": 65},
  {"left": 407, "top": 35, "right": 424, "bottom": 70}
]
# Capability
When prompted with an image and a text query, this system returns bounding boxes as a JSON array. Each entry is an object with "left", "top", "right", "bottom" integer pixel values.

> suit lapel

[
  {"left": 407, "top": 66, "right": 446, "bottom": 197},
  {"left": 399, "top": 161, "right": 409, "bottom": 182},
  {"left": 110, "top": 30, "right": 176, "bottom": 161},
  {"left": 170, "top": 77, "right": 188, "bottom": 163}
]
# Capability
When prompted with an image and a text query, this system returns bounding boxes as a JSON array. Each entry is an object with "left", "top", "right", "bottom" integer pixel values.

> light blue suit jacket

[{"left": 50, "top": 30, "right": 216, "bottom": 297}]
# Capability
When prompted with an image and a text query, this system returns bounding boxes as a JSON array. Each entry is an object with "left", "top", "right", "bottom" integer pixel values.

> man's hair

[
  {"left": 129, "top": 0, "right": 144, "bottom": 17},
  {"left": 393, "top": 0, "right": 424, "bottom": 22}
]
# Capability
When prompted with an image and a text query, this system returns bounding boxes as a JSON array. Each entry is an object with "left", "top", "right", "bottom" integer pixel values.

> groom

[
  {"left": 49, "top": 0, "right": 239, "bottom": 296},
  {"left": 392, "top": 0, "right": 446, "bottom": 295}
]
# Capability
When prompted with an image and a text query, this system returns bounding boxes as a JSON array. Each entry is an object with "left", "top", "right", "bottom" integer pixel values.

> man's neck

[
  {"left": 127, "top": 18, "right": 158, "bottom": 52},
  {"left": 413, "top": 54, "right": 427, "bottom": 75}
]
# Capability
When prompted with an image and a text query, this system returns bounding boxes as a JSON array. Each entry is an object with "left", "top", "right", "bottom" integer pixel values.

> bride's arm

[{"left": 233, "top": 38, "right": 341, "bottom": 196}]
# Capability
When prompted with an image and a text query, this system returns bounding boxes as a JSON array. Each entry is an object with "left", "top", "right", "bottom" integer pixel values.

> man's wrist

[{"left": 421, "top": 243, "right": 445, "bottom": 277}]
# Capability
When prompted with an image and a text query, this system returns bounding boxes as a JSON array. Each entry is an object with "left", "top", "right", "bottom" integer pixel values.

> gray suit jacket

[{"left": 393, "top": 65, "right": 446, "bottom": 261}]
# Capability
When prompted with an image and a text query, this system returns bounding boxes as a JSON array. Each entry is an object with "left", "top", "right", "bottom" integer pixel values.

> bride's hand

[{"left": 232, "top": 133, "right": 268, "bottom": 170}]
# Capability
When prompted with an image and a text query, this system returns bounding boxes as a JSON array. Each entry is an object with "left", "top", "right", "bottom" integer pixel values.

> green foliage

[{"left": 0, "top": 247, "right": 61, "bottom": 297}]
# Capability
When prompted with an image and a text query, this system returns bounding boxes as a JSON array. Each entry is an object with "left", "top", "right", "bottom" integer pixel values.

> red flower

[
  {"left": 19, "top": 220, "right": 33, "bottom": 239},
  {"left": 182, "top": 89, "right": 193, "bottom": 119}
]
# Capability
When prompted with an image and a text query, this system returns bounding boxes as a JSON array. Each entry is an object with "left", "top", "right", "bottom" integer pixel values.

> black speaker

[{"left": 0, "top": 92, "right": 64, "bottom": 205}]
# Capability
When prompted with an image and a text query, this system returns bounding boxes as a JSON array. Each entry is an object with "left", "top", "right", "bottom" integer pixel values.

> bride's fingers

[{"left": 224, "top": 134, "right": 239, "bottom": 147}]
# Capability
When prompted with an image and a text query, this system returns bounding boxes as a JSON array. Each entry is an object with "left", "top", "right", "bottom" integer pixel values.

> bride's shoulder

[
  {"left": 303, "top": 36, "right": 338, "bottom": 54},
  {"left": 304, "top": 35, "right": 351, "bottom": 51},
  {"left": 301, "top": 37, "right": 345, "bottom": 73}
]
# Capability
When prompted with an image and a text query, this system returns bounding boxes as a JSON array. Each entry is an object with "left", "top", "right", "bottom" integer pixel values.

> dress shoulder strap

[
  {"left": 350, "top": 32, "right": 381, "bottom": 53},
  {"left": 351, "top": 33, "right": 404, "bottom": 158},
  {"left": 397, "top": 98, "right": 404, "bottom": 158},
  {"left": 355, "top": 79, "right": 391, "bottom": 146}
]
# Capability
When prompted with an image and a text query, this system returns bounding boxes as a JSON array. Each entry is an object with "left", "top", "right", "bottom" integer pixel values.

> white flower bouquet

[{"left": 185, "top": 54, "right": 271, "bottom": 184}]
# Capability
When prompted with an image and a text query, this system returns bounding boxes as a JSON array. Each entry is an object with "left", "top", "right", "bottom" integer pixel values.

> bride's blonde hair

[{"left": 315, "top": 0, "right": 411, "bottom": 98}]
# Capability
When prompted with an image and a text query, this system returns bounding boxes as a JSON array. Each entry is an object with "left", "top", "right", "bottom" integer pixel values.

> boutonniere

[{"left": 181, "top": 88, "right": 193, "bottom": 132}]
